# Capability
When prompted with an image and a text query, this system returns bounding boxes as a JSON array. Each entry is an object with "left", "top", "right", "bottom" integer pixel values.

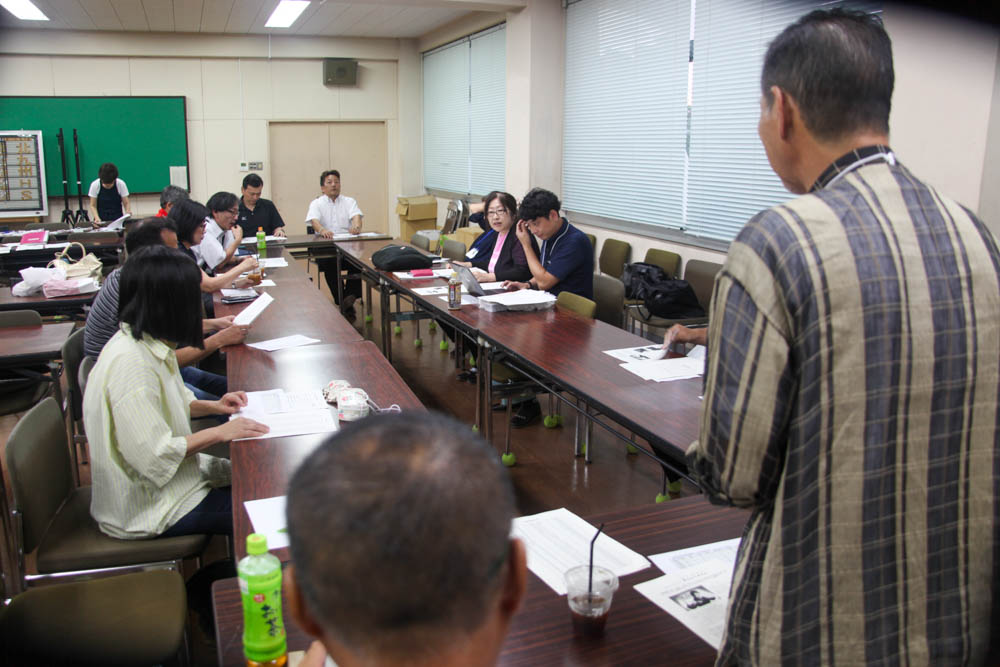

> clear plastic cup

[{"left": 564, "top": 565, "right": 619, "bottom": 638}]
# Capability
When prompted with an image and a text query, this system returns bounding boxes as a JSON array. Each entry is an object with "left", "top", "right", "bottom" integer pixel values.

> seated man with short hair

[
  {"left": 285, "top": 412, "right": 527, "bottom": 667},
  {"left": 156, "top": 185, "right": 188, "bottom": 218},
  {"left": 503, "top": 188, "right": 594, "bottom": 300}
]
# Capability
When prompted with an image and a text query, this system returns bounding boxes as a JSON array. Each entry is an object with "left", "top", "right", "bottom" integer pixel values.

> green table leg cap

[
  {"left": 577, "top": 442, "right": 587, "bottom": 456},
  {"left": 439, "top": 340, "right": 449, "bottom": 351},
  {"left": 667, "top": 480, "right": 683, "bottom": 494},
  {"left": 543, "top": 415, "right": 559, "bottom": 429},
  {"left": 655, "top": 492, "right": 670, "bottom": 504},
  {"left": 414, "top": 338, "right": 422, "bottom": 348},
  {"left": 501, "top": 452, "right": 517, "bottom": 467},
  {"left": 626, "top": 444, "right": 639, "bottom": 455},
  {"left": 472, "top": 424, "right": 479, "bottom": 432},
  {"left": 394, "top": 325, "right": 402, "bottom": 335},
  {"left": 428, "top": 322, "right": 437, "bottom": 331},
  {"left": 364, "top": 314, "right": 373, "bottom": 323}
]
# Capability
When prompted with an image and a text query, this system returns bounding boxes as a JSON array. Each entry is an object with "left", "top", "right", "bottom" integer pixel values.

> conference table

[
  {"left": 212, "top": 495, "right": 748, "bottom": 666},
  {"left": 0, "top": 235, "right": 123, "bottom": 282},
  {"left": 212, "top": 246, "right": 423, "bottom": 562},
  {"left": 330, "top": 238, "right": 704, "bottom": 479}
]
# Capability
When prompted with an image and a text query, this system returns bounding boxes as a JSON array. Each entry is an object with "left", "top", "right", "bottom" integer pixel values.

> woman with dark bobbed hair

[
  {"left": 169, "top": 198, "right": 257, "bottom": 292},
  {"left": 451, "top": 191, "right": 538, "bottom": 283},
  {"left": 83, "top": 246, "right": 268, "bottom": 539}
]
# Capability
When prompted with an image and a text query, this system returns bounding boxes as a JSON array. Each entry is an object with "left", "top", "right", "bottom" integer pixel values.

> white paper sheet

[
  {"left": 16, "top": 243, "right": 44, "bottom": 250},
  {"left": 331, "top": 231, "right": 385, "bottom": 240},
  {"left": 232, "top": 409, "right": 337, "bottom": 441},
  {"left": 239, "top": 389, "right": 329, "bottom": 416},
  {"left": 603, "top": 344, "right": 670, "bottom": 362},
  {"left": 169, "top": 165, "right": 188, "bottom": 189},
  {"left": 243, "top": 495, "right": 289, "bottom": 550},
  {"left": 650, "top": 538, "right": 740, "bottom": 575},
  {"left": 511, "top": 507, "right": 650, "bottom": 595},
  {"left": 259, "top": 257, "right": 288, "bottom": 268},
  {"left": 392, "top": 268, "right": 453, "bottom": 280},
  {"left": 258, "top": 279, "right": 276, "bottom": 287},
  {"left": 687, "top": 345, "right": 706, "bottom": 360},
  {"left": 240, "top": 236, "right": 286, "bottom": 244},
  {"left": 634, "top": 561, "right": 734, "bottom": 649},
  {"left": 436, "top": 294, "right": 478, "bottom": 306},
  {"left": 478, "top": 289, "right": 557, "bottom": 307},
  {"left": 100, "top": 213, "right": 130, "bottom": 231},
  {"left": 412, "top": 285, "right": 449, "bottom": 296},
  {"left": 247, "top": 334, "right": 321, "bottom": 352},
  {"left": 0, "top": 247, "right": 10, "bottom": 254},
  {"left": 233, "top": 291, "right": 274, "bottom": 325},
  {"left": 619, "top": 356, "right": 704, "bottom": 382},
  {"left": 221, "top": 287, "right": 259, "bottom": 300},
  {"left": 44, "top": 242, "right": 71, "bottom": 249}
]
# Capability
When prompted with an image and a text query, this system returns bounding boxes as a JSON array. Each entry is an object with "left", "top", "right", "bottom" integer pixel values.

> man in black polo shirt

[{"left": 237, "top": 173, "right": 286, "bottom": 238}]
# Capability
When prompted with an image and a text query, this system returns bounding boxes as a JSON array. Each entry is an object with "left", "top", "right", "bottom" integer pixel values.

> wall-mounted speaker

[{"left": 323, "top": 59, "right": 358, "bottom": 86}]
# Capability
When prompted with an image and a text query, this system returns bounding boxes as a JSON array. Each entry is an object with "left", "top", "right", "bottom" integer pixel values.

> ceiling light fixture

[
  {"left": 0, "top": 0, "right": 49, "bottom": 21},
  {"left": 265, "top": 1, "right": 310, "bottom": 28}
]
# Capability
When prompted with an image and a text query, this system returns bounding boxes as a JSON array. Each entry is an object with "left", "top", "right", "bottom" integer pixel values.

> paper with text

[
  {"left": 619, "top": 356, "right": 704, "bottom": 382},
  {"left": 511, "top": 508, "right": 650, "bottom": 595},
  {"left": 604, "top": 344, "right": 670, "bottom": 362},
  {"left": 634, "top": 560, "right": 733, "bottom": 649},
  {"left": 233, "top": 291, "right": 273, "bottom": 326},
  {"left": 650, "top": 537, "right": 740, "bottom": 575},
  {"left": 259, "top": 257, "right": 288, "bottom": 268}
]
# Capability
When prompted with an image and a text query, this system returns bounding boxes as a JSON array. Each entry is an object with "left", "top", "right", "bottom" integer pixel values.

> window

[
  {"left": 563, "top": 0, "right": 879, "bottom": 245},
  {"left": 423, "top": 24, "right": 506, "bottom": 196}
]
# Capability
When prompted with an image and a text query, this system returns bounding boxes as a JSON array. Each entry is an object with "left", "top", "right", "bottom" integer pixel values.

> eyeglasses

[
  {"left": 487, "top": 208, "right": 508, "bottom": 218},
  {"left": 227, "top": 207, "right": 239, "bottom": 215}
]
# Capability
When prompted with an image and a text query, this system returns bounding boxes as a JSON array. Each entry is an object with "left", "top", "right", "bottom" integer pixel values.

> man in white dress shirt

[
  {"left": 199, "top": 191, "right": 243, "bottom": 274},
  {"left": 306, "top": 169, "right": 363, "bottom": 316}
]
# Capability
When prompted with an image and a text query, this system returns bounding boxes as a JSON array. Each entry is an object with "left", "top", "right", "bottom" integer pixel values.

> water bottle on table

[{"left": 239, "top": 533, "right": 287, "bottom": 667}]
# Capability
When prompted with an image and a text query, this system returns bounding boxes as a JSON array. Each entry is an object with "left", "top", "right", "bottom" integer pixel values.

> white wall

[{"left": 0, "top": 29, "right": 407, "bottom": 233}]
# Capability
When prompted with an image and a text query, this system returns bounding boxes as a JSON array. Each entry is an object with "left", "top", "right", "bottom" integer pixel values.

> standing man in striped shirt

[{"left": 687, "top": 9, "right": 999, "bottom": 665}]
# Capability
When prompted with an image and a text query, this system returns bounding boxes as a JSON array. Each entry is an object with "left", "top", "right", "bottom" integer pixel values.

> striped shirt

[
  {"left": 83, "top": 325, "right": 230, "bottom": 539},
  {"left": 82, "top": 266, "right": 121, "bottom": 358},
  {"left": 687, "top": 153, "right": 1000, "bottom": 665}
]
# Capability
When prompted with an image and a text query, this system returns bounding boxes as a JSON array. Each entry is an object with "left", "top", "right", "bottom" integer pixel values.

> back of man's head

[
  {"left": 517, "top": 188, "right": 561, "bottom": 222},
  {"left": 287, "top": 411, "right": 520, "bottom": 663},
  {"left": 159, "top": 185, "right": 189, "bottom": 209},
  {"left": 124, "top": 217, "right": 172, "bottom": 254},
  {"left": 762, "top": 8, "right": 893, "bottom": 142}
]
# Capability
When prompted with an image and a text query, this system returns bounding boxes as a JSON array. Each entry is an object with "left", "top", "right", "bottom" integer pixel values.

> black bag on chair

[
  {"left": 371, "top": 245, "right": 433, "bottom": 271},
  {"left": 624, "top": 261, "right": 705, "bottom": 319}
]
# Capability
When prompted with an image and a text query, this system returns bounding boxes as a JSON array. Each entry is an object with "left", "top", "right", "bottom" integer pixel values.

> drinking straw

[{"left": 589, "top": 523, "right": 605, "bottom": 596}]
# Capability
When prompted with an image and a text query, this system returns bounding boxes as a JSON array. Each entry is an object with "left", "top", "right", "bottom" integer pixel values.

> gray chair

[
  {"left": 78, "top": 354, "right": 96, "bottom": 396},
  {"left": 4, "top": 397, "right": 209, "bottom": 590},
  {"left": 410, "top": 233, "right": 431, "bottom": 251},
  {"left": 0, "top": 569, "right": 188, "bottom": 665},
  {"left": 598, "top": 239, "right": 631, "bottom": 279},
  {"left": 593, "top": 273, "right": 625, "bottom": 328},
  {"left": 0, "top": 309, "right": 42, "bottom": 327},
  {"left": 61, "top": 328, "right": 89, "bottom": 481},
  {"left": 441, "top": 238, "right": 467, "bottom": 261}
]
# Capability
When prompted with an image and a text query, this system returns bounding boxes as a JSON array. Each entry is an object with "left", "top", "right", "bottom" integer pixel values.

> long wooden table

[
  {"left": 331, "top": 239, "right": 703, "bottom": 477},
  {"left": 211, "top": 246, "right": 422, "bottom": 561},
  {"left": 212, "top": 495, "right": 748, "bottom": 666}
]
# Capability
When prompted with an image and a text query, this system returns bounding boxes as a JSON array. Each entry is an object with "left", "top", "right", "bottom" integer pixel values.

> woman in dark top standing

[{"left": 451, "top": 191, "right": 538, "bottom": 283}]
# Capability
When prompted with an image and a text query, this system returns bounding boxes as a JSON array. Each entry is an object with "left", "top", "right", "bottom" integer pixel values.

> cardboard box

[
  {"left": 400, "top": 218, "right": 438, "bottom": 241},
  {"left": 395, "top": 195, "right": 438, "bottom": 222},
  {"left": 451, "top": 226, "right": 483, "bottom": 250}
]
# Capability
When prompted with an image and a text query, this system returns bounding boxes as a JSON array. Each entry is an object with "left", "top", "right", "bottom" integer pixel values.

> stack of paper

[
  {"left": 220, "top": 287, "right": 259, "bottom": 304},
  {"left": 231, "top": 388, "right": 337, "bottom": 441},
  {"left": 233, "top": 292, "right": 273, "bottom": 325},
  {"left": 511, "top": 507, "right": 650, "bottom": 595},
  {"left": 247, "top": 334, "right": 320, "bottom": 352},
  {"left": 240, "top": 236, "right": 286, "bottom": 244},
  {"left": 243, "top": 495, "right": 289, "bottom": 549},
  {"left": 619, "top": 356, "right": 705, "bottom": 382},
  {"left": 259, "top": 257, "right": 288, "bottom": 268},
  {"left": 478, "top": 289, "right": 557, "bottom": 312},
  {"left": 634, "top": 538, "right": 740, "bottom": 649}
]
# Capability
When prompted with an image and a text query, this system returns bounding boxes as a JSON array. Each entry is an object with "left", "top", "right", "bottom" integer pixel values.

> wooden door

[{"left": 268, "top": 121, "right": 387, "bottom": 235}]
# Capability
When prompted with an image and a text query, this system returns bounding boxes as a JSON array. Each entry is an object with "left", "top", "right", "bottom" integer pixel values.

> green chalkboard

[{"left": 0, "top": 96, "right": 188, "bottom": 196}]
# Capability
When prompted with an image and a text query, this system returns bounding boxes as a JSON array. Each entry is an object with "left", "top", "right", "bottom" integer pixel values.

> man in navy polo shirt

[{"left": 503, "top": 188, "right": 593, "bottom": 300}]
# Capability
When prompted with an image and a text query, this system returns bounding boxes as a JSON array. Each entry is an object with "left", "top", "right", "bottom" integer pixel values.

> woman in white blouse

[{"left": 83, "top": 246, "right": 268, "bottom": 539}]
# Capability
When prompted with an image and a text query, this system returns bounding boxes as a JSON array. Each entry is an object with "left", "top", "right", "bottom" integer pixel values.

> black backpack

[
  {"left": 371, "top": 245, "right": 433, "bottom": 271},
  {"left": 623, "top": 261, "right": 705, "bottom": 320}
]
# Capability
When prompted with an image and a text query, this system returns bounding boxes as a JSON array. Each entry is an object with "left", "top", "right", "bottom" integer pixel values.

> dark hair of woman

[
  {"left": 206, "top": 191, "right": 238, "bottom": 215},
  {"left": 118, "top": 245, "right": 205, "bottom": 349},
  {"left": 482, "top": 191, "right": 518, "bottom": 219},
  {"left": 168, "top": 199, "right": 211, "bottom": 245}
]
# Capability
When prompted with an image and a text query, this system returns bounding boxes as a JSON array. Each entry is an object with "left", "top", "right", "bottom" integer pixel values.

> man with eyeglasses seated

[
  {"left": 199, "top": 191, "right": 244, "bottom": 273},
  {"left": 502, "top": 187, "right": 594, "bottom": 300},
  {"left": 285, "top": 411, "right": 527, "bottom": 667}
]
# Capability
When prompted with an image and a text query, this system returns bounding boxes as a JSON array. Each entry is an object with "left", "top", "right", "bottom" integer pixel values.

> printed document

[
  {"left": 511, "top": 507, "right": 650, "bottom": 594},
  {"left": 233, "top": 291, "right": 273, "bottom": 325},
  {"left": 259, "top": 257, "right": 288, "bottom": 268},
  {"left": 231, "top": 388, "right": 337, "bottom": 440},
  {"left": 619, "top": 355, "right": 704, "bottom": 382},
  {"left": 603, "top": 344, "right": 671, "bottom": 362}
]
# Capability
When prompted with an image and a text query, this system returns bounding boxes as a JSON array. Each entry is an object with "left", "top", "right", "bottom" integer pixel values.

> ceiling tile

[
  {"left": 172, "top": 0, "right": 202, "bottom": 33},
  {"left": 200, "top": 0, "right": 234, "bottom": 33},
  {"left": 110, "top": 0, "right": 150, "bottom": 30},
  {"left": 140, "top": 0, "right": 173, "bottom": 31}
]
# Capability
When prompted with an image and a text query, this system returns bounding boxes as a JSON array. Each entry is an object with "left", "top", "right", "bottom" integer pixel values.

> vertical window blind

[
  {"left": 423, "top": 24, "right": 506, "bottom": 195},
  {"left": 564, "top": 0, "right": 880, "bottom": 244}
]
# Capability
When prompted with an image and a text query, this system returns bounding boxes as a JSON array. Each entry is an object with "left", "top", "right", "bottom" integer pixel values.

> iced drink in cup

[
  {"left": 248, "top": 255, "right": 263, "bottom": 285},
  {"left": 565, "top": 565, "right": 619, "bottom": 638}
]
